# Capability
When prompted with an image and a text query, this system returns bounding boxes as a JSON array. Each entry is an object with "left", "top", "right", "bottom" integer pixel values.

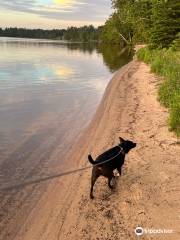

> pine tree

[
  {"left": 150, "top": 0, "right": 180, "bottom": 48},
  {"left": 171, "top": 32, "right": 180, "bottom": 51}
]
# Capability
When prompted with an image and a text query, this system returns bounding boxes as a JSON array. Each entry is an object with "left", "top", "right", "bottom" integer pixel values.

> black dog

[{"left": 88, "top": 137, "right": 136, "bottom": 199}]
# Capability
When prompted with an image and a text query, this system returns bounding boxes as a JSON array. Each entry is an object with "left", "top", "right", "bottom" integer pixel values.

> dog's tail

[{"left": 88, "top": 154, "right": 95, "bottom": 165}]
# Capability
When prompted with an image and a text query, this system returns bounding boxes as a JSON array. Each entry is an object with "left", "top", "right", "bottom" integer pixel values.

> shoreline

[{"left": 5, "top": 59, "right": 180, "bottom": 240}]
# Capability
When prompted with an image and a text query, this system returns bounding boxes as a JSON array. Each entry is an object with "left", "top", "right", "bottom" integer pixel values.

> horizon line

[{"left": 0, "top": 24, "right": 103, "bottom": 31}]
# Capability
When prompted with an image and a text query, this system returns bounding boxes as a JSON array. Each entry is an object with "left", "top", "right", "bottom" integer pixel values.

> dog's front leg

[
  {"left": 114, "top": 169, "right": 120, "bottom": 177},
  {"left": 117, "top": 166, "right": 122, "bottom": 176},
  {"left": 108, "top": 174, "right": 115, "bottom": 189}
]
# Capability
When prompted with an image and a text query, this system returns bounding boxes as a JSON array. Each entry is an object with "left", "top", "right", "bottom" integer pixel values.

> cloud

[
  {"left": 53, "top": 0, "right": 75, "bottom": 5},
  {"left": 0, "top": 0, "right": 112, "bottom": 25},
  {"left": 0, "top": 0, "right": 77, "bottom": 14}
]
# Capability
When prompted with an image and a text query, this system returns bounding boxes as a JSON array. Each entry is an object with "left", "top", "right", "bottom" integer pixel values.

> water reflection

[
  {"left": 97, "top": 44, "right": 134, "bottom": 72},
  {"left": 0, "top": 37, "right": 134, "bottom": 172},
  {"left": 65, "top": 43, "right": 134, "bottom": 72},
  {"left": 66, "top": 42, "right": 96, "bottom": 55},
  {"left": 0, "top": 38, "right": 134, "bottom": 73},
  {"left": 54, "top": 66, "right": 75, "bottom": 78}
]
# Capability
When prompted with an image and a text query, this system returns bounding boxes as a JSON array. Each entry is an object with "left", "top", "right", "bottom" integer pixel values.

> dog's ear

[{"left": 119, "top": 137, "right": 125, "bottom": 143}]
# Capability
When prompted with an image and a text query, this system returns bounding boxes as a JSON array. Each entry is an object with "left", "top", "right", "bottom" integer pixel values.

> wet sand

[{"left": 1, "top": 58, "right": 180, "bottom": 240}]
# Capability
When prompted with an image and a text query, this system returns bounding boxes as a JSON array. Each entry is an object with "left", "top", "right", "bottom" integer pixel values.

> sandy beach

[{"left": 1, "top": 57, "right": 180, "bottom": 240}]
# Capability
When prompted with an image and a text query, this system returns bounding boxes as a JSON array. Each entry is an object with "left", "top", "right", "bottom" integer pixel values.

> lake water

[
  {"left": 0, "top": 37, "right": 133, "bottom": 239},
  {"left": 0, "top": 37, "right": 133, "bottom": 178}
]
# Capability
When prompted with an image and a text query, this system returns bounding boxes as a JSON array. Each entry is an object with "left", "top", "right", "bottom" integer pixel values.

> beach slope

[{"left": 15, "top": 59, "right": 180, "bottom": 240}]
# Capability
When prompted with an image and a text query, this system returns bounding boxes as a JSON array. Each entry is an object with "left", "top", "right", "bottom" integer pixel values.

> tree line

[
  {"left": 102, "top": 0, "right": 180, "bottom": 48},
  {"left": 0, "top": 25, "right": 102, "bottom": 42},
  {"left": 0, "top": 27, "right": 65, "bottom": 40},
  {"left": 63, "top": 25, "right": 103, "bottom": 42}
]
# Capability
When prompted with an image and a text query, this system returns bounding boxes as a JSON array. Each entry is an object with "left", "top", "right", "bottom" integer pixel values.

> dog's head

[{"left": 119, "top": 137, "right": 136, "bottom": 153}]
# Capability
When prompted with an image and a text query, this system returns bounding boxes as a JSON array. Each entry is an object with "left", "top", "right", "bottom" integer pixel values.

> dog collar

[{"left": 118, "top": 145, "right": 125, "bottom": 155}]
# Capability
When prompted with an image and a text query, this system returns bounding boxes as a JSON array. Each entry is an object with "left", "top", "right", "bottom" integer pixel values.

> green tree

[
  {"left": 171, "top": 32, "right": 180, "bottom": 51},
  {"left": 150, "top": 0, "right": 180, "bottom": 48},
  {"left": 111, "top": 0, "right": 153, "bottom": 43},
  {"left": 100, "top": 14, "right": 122, "bottom": 44}
]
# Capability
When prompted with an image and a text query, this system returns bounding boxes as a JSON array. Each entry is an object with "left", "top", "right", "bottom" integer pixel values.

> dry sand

[{"left": 3, "top": 58, "right": 180, "bottom": 240}]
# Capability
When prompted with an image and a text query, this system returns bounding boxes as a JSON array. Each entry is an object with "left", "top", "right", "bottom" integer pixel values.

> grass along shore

[{"left": 137, "top": 46, "right": 180, "bottom": 136}]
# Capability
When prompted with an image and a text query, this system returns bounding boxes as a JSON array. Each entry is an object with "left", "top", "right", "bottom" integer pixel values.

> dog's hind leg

[{"left": 90, "top": 169, "right": 100, "bottom": 199}]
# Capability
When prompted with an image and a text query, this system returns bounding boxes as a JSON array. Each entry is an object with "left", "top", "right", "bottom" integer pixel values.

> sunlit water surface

[{"left": 0, "top": 37, "right": 133, "bottom": 174}]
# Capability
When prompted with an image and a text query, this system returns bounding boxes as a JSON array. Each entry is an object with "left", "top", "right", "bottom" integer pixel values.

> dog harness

[{"left": 96, "top": 145, "right": 125, "bottom": 169}]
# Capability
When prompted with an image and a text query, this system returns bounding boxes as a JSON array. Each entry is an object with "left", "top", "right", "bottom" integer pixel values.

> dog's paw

[
  {"left": 90, "top": 194, "right": 94, "bottom": 199},
  {"left": 114, "top": 172, "right": 120, "bottom": 177}
]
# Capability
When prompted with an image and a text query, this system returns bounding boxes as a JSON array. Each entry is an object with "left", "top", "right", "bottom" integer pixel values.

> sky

[{"left": 0, "top": 0, "right": 112, "bottom": 29}]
